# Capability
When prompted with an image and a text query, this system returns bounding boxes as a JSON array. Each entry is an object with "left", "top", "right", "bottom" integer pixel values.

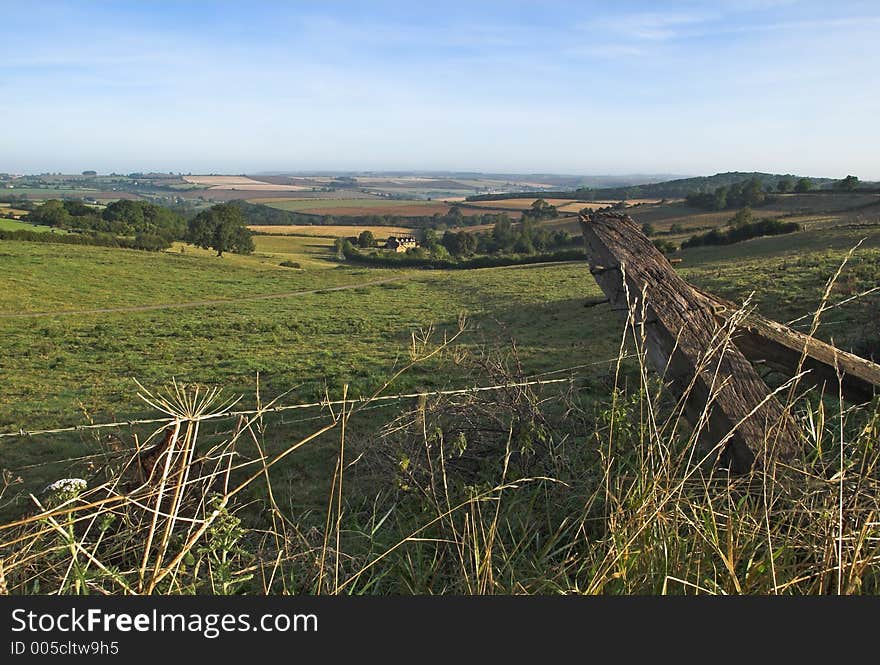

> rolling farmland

[
  {"left": 183, "top": 175, "right": 311, "bottom": 191},
  {"left": 249, "top": 224, "right": 414, "bottom": 238},
  {"left": 251, "top": 197, "right": 485, "bottom": 217},
  {"left": 2, "top": 189, "right": 879, "bottom": 596}
]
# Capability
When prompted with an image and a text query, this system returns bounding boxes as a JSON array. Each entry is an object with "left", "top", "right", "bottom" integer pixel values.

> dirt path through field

[{"left": 0, "top": 276, "right": 410, "bottom": 319}]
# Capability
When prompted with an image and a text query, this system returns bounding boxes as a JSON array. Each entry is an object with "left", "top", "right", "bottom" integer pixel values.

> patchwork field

[
  {"left": 0, "top": 204, "right": 32, "bottom": 219},
  {"left": 183, "top": 175, "right": 310, "bottom": 191},
  {"left": 464, "top": 198, "right": 666, "bottom": 214},
  {"left": 252, "top": 197, "right": 479, "bottom": 217},
  {"left": 2, "top": 215, "right": 877, "bottom": 435},
  {"left": 249, "top": 224, "right": 414, "bottom": 238},
  {"left": 769, "top": 192, "right": 880, "bottom": 213},
  {"left": 250, "top": 234, "right": 339, "bottom": 268},
  {"left": 465, "top": 198, "right": 591, "bottom": 211}
]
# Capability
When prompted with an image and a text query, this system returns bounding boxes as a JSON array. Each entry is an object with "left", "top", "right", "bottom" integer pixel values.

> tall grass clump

[{"left": 1, "top": 282, "right": 878, "bottom": 595}]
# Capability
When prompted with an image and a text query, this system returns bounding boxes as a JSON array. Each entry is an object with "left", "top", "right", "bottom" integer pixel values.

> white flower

[{"left": 43, "top": 478, "right": 87, "bottom": 496}]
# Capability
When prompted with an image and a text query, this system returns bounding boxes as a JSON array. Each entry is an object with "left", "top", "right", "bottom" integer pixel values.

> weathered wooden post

[
  {"left": 579, "top": 212, "right": 801, "bottom": 472},
  {"left": 693, "top": 287, "right": 880, "bottom": 404}
]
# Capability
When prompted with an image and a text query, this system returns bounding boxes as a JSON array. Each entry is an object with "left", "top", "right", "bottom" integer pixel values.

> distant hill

[
  {"left": 493, "top": 173, "right": 689, "bottom": 190},
  {"left": 467, "top": 172, "right": 839, "bottom": 202},
  {"left": 251, "top": 170, "right": 687, "bottom": 191}
]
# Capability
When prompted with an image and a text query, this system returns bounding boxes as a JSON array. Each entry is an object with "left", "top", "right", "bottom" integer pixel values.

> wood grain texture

[
  {"left": 579, "top": 212, "right": 800, "bottom": 472},
  {"left": 691, "top": 286, "right": 880, "bottom": 404}
]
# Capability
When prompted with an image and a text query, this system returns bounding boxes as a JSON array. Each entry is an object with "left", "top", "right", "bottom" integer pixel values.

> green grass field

[
  {"left": 0, "top": 243, "right": 609, "bottom": 430},
  {"left": 2, "top": 197, "right": 880, "bottom": 595},
  {"left": 250, "top": 234, "right": 339, "bottom": 268},
  {"left": 1, "top": 202, "right": 878, "bottom": 517},
  {"left": 0, "top": 218, "right": 64, "bottom": 233},
  {"left": 1, "top": 187, "right": 98, "bottom": 197}
]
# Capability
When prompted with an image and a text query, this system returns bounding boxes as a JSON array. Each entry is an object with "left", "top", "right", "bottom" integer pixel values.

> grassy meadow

[
  {"left": 1, "top": 196, "right": 879, "bottom": 594},
  {"left": 0, "top": 217, "right": 64, "bottom": 233},
  {"left": 2, "top": 217, "right": 877, "bottom": 461}
]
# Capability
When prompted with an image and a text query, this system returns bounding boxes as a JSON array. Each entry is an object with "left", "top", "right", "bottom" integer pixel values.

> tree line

[
  {"left": 0, "top": 228, "right": 175, "bottom": 251},
  {"left": 681, "top": 208, "right": 801, "bottom": 248},
  {"left": 349, "top": 215, "right": 576, "bottom": 263},
  {"left": 17, "top": 199, "right": 254, "bottom": 255},
  {"left": 465, "top": 171, "right": 866, "bottom": 205},
  {"left": 25, "top": 199, "right": 185, "bottom": 250},
  {"left": 228, "top": 199, "right": 558, "bottom": 231},
  {"left": 432, "top": 214, "right": 572, "bottom": 258},
  {"left": 337, "top": 238, "right": 584, "bottom": 270},
  {"left": 685, "top": 175, "right": 865, "bottom": 211}
]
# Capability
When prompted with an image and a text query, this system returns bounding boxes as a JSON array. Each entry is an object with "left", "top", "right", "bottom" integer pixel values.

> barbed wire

[
  {"left": 0, "top": 349, "right": 639, "bottom": 442},
  {"left": 785, "top": 284, "right": 880, "bottom": 328},
  {"left": 0, "top": 376, "right": 578, "bottom": 441},
  {"left": 4, "top": 278, "right": 875, "bottom": 443}
]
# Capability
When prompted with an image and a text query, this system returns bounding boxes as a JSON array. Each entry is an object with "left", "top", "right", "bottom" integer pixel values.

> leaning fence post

[{"left": 579, "top": 212, "right": 800, "bottom": 472}]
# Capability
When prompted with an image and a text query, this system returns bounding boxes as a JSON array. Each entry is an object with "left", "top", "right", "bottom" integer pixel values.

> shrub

[
  {"left": 681, "top": 218, "right": 801, "bottom": 249},
  {"left": 652, "top": 239, "right": 677, "bottom": 254},
  {"left": 0, "top": 229, "right": 169, "bottom": 251},
  {"left": 340, "top": 242, "right": 585, "bottom": 270}
]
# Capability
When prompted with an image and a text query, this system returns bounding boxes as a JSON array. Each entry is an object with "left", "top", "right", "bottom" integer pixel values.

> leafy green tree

[
  {"left": 776, "top": 177, "right": 794, "bottom": 193},
  {"left": 426, "top": 242, "right": 450, "bottom": 260},
  {"left": 794, "top": 178, "right": 814, "bottom": 193},
  {"left": 836, "top": 175, "right": 860, "bottom": 192},
  {"left": 513, "top": 236, "right": 535, "bottom": 254},
  {"left": 102, "top": 200, "right": 185, "bottom": 239},
  {"left": 422, "top": 228, "right": 440, "bottom": 252},
  {"left": 63, "top": 200, "right": 93, "bottom": 216},
  {"left": 729, "top": 207, "right": 753, "bottom": 228},
  {"left": 441, "top": 230, "right": 477, "bottom": 257},
  {"left": 551, "top": 230, "right": 570, "bottom": 246},
  {"left": 357, "top": 230, "right": 375, "bottom": 248},
  {"left": 187, "top": 204, "right": 254, "bottom": 256},
  {"left": 525, "top": 199, "right": 558, "bottom": 220},
  {"left": 641, "top": 222, "right": 656, "bottom": 237},
  {"left": 102, "top": 199, "right": 144, "bottom": 234},
  {"left": 26, "top": 199, "right": 70, "bottom": 227},
  {"left": 333, "top": 237, "right": 348, "bottom": 259},
  {"left": 492, "top": 216, "right": 515, "bottom": 251},
  {"left": 460, "top": 231, "right": 478, "bottom": 256},
  {"left": 742, "top": 178, "right": 766, "bottom": 206},
  {"left": 653, "top": 239, "right": 677, "bottom": 254}
]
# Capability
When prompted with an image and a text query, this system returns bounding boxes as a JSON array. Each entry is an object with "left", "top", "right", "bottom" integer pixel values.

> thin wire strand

[
  {"left": 786, "top": 285, "right": 880, "bottom": 327},
  {"left": 0, "top": 376, "right": 577, "bottom": 441}
]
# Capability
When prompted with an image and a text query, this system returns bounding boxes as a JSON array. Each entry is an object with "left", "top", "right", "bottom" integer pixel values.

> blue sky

[{"left": 1, "top": 1, "right": 878, "bottom": 178}]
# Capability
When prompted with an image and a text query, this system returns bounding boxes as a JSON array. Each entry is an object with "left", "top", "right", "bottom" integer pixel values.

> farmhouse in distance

[{"left": 385, "top": 235, "right": 419, "bottom": 252}]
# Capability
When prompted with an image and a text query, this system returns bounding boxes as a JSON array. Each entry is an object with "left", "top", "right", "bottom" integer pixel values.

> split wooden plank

[
  {"left": 579, "top": 212, "right": 800, "bottom": 472},
  {"left": 691, "top": 287, "right": 880, "bottom": 404}
]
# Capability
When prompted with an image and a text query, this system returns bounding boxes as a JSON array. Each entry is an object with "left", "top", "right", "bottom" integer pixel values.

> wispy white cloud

[
  {"left": 563, "top": 43, "right": 647, "bottom": 59},
  {"left": 585, "top": 11, "right": 715, "bottom": 42},
  {"left": 0, "top": 1, "right": 877, "bottom": 177}
]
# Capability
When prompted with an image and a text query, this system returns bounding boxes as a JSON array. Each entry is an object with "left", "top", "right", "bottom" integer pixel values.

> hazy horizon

[{"left": 2, "top": 1, "right": 878, "bottom": 179}]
